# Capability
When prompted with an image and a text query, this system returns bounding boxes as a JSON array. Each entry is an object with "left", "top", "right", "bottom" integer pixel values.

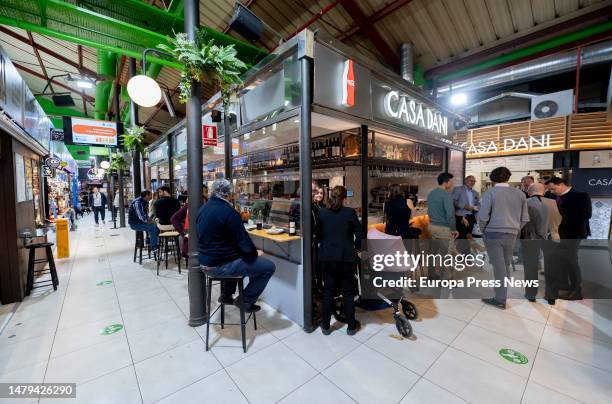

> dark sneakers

[
  {"left": 320, "top": 325, "right": 332, "bottom": 336},
  {"left": 233, "top": 299, "right": 261, "bottom": 313},
  {"left": 559, "top": 291, "right": 583, "bottom": 301},
  {"left": 482, "top": 298, "right": 506, "bottom": 310},
  {"left": 347, "top": 320, "right": 362, "bottom": 336}
]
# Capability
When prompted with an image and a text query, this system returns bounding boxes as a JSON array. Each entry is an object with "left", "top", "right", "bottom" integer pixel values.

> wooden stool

[
  {"left": 133, "top": 231, "right": 152, "bottom": 265},
  {"left": 203, "top": 271, "right": 256, "bottom": 353},
  {"left": 25, "top": 242, "right": 58, "bottom": 295},
  {"left": 157, "top": 231, "right": 181, "bottom": 275}
]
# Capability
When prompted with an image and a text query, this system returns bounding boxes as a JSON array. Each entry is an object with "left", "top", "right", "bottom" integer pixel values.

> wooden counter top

[{"left": 247, "top": 228, "right": 301, "bottom": 243}]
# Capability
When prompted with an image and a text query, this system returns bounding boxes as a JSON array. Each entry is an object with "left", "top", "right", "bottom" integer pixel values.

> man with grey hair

[{"left": 197, "top": 178, "right": 276, "bottom": 313}]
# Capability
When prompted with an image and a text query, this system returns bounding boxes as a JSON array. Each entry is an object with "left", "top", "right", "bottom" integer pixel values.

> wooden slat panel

[{"left": 569, "top": 112, "right": 612, "bottom": 149}]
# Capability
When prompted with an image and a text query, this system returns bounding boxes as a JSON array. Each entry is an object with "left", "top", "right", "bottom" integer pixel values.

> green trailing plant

[
  {"left": 158, "top": 30, "right": 247, "bottom": 108},
  {"left": 121, "top": 126, "right": 145, "bottom": 154},
  {"left": 109, "top": 153, "right": 126, "bottom": 173}
]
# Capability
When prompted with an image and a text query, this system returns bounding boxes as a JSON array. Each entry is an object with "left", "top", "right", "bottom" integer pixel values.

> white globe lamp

[{"left": 127, "top": 75, "right": 162, "bottom": 107}]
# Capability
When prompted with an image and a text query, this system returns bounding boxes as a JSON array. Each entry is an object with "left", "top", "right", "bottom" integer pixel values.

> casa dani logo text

[
  {"left": 342, "top": 59, "right": 355, "bottom": 107},
  {"left": 383, "top": 91, "right": 448, "bottom": 137}
]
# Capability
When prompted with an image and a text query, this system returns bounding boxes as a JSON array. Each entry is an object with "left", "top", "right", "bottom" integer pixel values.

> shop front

[
  {"left": 148, "top": 140, "right": 170, "bottom": 192},
  {"left": 456, "top": 111, "right": 612, "bottom": 238},
  {"left": 203, "top": 31, "right": 465, "bottom": 329},
  {"left": 0, "top": 44, "right": 52, "bottom": 303}
]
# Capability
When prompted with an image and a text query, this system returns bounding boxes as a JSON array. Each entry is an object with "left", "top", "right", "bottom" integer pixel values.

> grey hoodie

[{"left": 477, "top": 185, "right": 529, "bottom": 235}]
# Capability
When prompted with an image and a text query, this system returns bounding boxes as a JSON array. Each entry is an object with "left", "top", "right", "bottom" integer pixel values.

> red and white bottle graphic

[{"left": 342, "top": 59, "right": 355, "bottom": 107}]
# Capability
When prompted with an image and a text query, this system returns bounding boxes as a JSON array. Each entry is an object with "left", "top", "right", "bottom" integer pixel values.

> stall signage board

[
  {"left": 70, "top": 117, "right": 118, "bottom": 146},
  {"left": 470, "top": 154, "right": 553, "bottom": 173},
  {"left": 203, "top": 125, "right": 218, "bottom": 146},
  {"left": 50, "top": 128, "right": 64, "bottom": 141},
  {"left": 571, "top": 168, "right": 612, "bottom": 197},
  {"left": 463, "top": 134, "right": 552, "bottom": 156}
]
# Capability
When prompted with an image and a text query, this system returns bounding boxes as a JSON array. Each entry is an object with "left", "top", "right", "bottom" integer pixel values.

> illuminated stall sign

[
  {"left": 462, "top": 135, "right": 552, "bottom": 156},
  {"left": 382, "top": 90, "right": 448, "bottom": 137}
]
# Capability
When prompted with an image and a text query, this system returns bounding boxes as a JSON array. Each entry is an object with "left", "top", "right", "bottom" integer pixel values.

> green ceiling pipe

[
  {"left": 438, "top": 21, "right": 612, "bottom": 83},
  {"left": 95, "top": 51, "right": 117, "bottom": 120}
]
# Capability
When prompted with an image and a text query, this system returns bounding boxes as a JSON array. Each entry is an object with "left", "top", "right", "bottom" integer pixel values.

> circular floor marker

[
  {"left": 499, "top": 348, "right": 528, "bottom": 364},
  {"left": 96, "top": 280, "right": 113, "bottom": 286},
  {"left": 100, "top": 324, "right": 124, "bottom": 335}
]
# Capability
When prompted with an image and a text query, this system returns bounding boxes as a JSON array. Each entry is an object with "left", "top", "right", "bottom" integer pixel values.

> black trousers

[
  {"left": 522, "top": 240, "right": 543, "bottom": 299},
  {"left": 559, "top": 239, "right": 582, "bottom": 295},
  {"left": 455, "top": 214, "right": 476, "bottom": 254},
  {"left": 542, "top": 241, "right": 563, "bottom": 299},
  {"left": 93, "top": 206, "right": 105, "bottom": 223},
  {"left": 320, "top": 261, "right": 357, "bottom": 329}
]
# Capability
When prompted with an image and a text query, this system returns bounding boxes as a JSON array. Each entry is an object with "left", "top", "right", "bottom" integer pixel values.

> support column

[
  {"left": 185, "top": 0, "right": 206, "bottom": 327},
  {"left": 360, "top": 125, "right": 368, "bottom": 237},
  {"left": 299, "top": 55, "right": 313, "bottom": 332},
  {"left": 223, "top": 112, "right": 232, "bottom": 180},
  {"left": 114, "top": 82, "right": 126, "bottom": 227},
  {"left": 129, "top": 58, "right": 142, "bottom": 196}
]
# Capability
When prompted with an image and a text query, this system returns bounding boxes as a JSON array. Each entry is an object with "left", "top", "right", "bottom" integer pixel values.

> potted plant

[
  {"left": 121, "top": 125, "right": 146, "bottom": 154},
  {"left": 109, "top": 153, "right": 127, "bottom": 173},
  {"left": 158, "top": 30, "right": 247, "bottom": 117}
]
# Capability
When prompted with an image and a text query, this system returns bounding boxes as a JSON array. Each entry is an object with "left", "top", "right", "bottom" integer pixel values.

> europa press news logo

[{"left": 342, "top": 59, "right": 355, "bottom": 107}]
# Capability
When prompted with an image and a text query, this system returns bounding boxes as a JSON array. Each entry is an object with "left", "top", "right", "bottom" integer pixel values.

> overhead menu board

[
  {"left": 467, "top": 153, "right": 554, "bottom": 173},
  {"left": 63, "top": 116, "right": 118, "bottom": 147}
]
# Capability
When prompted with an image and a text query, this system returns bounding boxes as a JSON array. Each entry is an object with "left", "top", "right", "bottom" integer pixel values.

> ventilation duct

[
  {"left": 400, "top": 43, "right": 414, "bottom": 84},
  {"left": 437, "top": 40, "right": 612, "bottom": 95}
]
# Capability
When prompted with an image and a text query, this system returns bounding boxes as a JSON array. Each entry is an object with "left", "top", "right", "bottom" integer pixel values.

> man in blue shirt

[
  {"left": 197, "top": 179, "right": 276, "bottom": 313},
  {"left": 128, "top": 190, "right": 159, "bottom": 251}
]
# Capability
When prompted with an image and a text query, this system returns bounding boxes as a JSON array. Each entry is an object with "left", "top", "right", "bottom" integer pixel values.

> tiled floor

[{"left": 1, "top": 216, "right": 611, "bottom": 404}]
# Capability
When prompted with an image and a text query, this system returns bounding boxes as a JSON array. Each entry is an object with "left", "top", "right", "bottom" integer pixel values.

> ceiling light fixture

[
  {"left": 127, "top": 48, "right": 172, "bottom": 108},
  {"left": 450, "top": 93, "right": 468, "bottom": 106}
]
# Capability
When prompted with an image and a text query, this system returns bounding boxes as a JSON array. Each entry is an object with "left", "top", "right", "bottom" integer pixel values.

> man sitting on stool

[
  {"left": 197, "top": 178, "right": 276, "bottom": 313},
  {"left": 128, "top": 190, "right": 159, "bottom": 252}
]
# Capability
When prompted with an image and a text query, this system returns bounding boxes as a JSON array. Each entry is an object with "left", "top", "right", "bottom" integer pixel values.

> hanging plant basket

[{"left": 121, "top": 126, "right": 146, "bottom": 154}]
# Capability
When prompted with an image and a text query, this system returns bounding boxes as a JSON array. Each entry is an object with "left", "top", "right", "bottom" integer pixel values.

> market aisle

[{"left": 0, "top": 214, "right": 611, "bottom": 404}]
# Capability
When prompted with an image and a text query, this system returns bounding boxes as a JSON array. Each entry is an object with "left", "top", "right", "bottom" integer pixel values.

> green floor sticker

[
  {"left": 100, "top": 324, "right": 123, "bottom": 335},
  {"left": 499, "top": 348, "right": 528, "bottom": 364},
  {"left": 96, "top": 281, "right": 113, "bottom": 286}
]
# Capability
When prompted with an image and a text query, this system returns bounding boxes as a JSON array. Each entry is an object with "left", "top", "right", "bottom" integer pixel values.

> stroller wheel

[
  {"left": 395, "top": 315, "right": 413, "bottom": 338},
  {"left": 401, "top": 300, "right": 419, "bottom": 320},
  {"left": 333, "top": 297, "right": 348, "bottom": 323}
]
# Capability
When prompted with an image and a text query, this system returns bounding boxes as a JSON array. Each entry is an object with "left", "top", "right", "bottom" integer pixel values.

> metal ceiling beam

[
  {"left": 340, "top": 0, "right": 399, "bottom": 68},
  {"left": 426, "top": 4, "right": 612, "bottom": 80},
  {"left": 337, "top": 0, "right": 414, "bottom": 42},
  {"left": 285, "top": 0, "right": 344, "bottom": 41},
  {"left": 0, "top": 26, "right": 97, "bottom": 77},
  {"left": 27, "top": 31, "right": 52, "bottom": 93},
  {"left": 77, "top": 45, "right": 88, "bottom": 116},
  {"left": 13, "top": 62, "right": 95, "bottom": 102}
]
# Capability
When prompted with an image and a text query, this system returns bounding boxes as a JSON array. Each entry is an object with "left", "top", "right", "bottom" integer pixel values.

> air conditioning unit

[{"left": 531, "top": 89, "right": 573, "bottom": 120}]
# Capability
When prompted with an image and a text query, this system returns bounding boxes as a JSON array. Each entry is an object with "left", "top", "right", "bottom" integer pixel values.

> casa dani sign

[{"left": 382, "top": 91, "right": 448, "bottom": 137}]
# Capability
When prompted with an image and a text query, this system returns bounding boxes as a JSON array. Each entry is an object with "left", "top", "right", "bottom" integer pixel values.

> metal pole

[
  {"left": 129, "top": 57, "right": 142, "bottom": 196},
  {"left": 168, "top": 135, "right": 175, "bottom": 195},
  {"left": 360, "top": 125, "right": 368, "bottom": 237},
  {"left": 574, "top": 47, "right": 582, "bottom": 114},
  {"left": 185, "top": 0, "right": 206, "bottom": 327},
  {"left": 299, "top": 56, "right": 313, "bottom": 332},
  {"left": 109, "top": 146, "right": 117, "bottom": 228},
  {"left": 114, "top": 82, "right": 126, "bottom": 227},
  {"left": 223, "top": 110, "right": 232, "bottom": 181}
]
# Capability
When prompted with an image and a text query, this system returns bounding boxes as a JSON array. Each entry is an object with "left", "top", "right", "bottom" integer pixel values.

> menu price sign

[
  {"left": 64, "top": 117, "right": 118, "bottom": 147},
  {"left": 203, "top": 125, "right": 218, "bottom": 146}
]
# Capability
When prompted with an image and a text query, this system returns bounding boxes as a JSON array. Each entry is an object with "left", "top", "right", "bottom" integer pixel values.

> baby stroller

[{"left": 332, "top": 226, "right": 420, "bottom": 338}]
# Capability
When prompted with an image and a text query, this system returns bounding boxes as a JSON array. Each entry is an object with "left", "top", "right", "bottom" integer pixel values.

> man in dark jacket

[
  {"left": 128, "top": 190, "right": 159, "bottom": 250},
  {"left": 546, "top": 177, "right": 592, "bottom": 300},
  {"left": 89, "top": 187, "right": 107, "bottom": 226},
  {"left": 154, "top": 186, "right": 181, "bottom": 228},
  {"left": 197, "top": 179, "right": 276, "bottom": 313}
]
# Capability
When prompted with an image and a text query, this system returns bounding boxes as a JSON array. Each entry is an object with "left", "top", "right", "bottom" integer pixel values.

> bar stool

[
  {"left": 133, "top": 231, "right": 152, "bottom": 265},
  {"left": 157, "top": 231, "right": 181, "bottom": 275},
  {"left": 25, "top": 242, "right": 59, "bottom": 295},
  {"left": 203, "top": 270, "right": 257, "bottom": 353}
]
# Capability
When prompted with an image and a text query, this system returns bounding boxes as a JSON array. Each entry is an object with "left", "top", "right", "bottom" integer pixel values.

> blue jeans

[
  {"left": 206, "top": 256, "right": 276, "bottom": 305},
  {"left": 130, "top": 223, "right": 159, "bottom": 249}
]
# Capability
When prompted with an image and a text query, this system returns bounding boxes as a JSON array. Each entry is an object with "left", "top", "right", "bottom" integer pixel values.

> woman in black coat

[
  {"left": 318, "top": 186, "right": 363, "bottom": 336},
  {"left": 384, "top": 185, "right": 412, "bottom": 238}
]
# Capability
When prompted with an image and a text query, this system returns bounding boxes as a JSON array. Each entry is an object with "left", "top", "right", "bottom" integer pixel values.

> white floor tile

[
  {"left": 323, "top": 345, "right": 419, "bottom": 404},
  {"left": 127, "top": 318, "right": 199, "bottom": 363},
  {"left": 365, "top": 324, "right": 447, "bottom": 375},
  {"left": 156, "top": 370, "right": 247, "bottom": 404},
  {"left": 45, "top": 338, "right": 132, "bottom": 385},
  {"left": 530, "top": 349, "right": 612, "bottom": 404},
  {"left": 0, "top": 334, "right": 54, "bottom": 373},
  {"left": 121, "top": 300, "right": 184, "bottom": 334},
  {"left": 411, "top": 307, "right": 468, "bottom": 344},
  {"left": 521, "top": 381, "right": 582, "bottom": 404},
  {"left": 502, "top": 299, "right": 551, "bottom": 324},
  {"left": 226, "top": 342, "right": 317, "bottom": 404},
  {"left": 471, "top": 307, "right": 545, "bottom": 346},
  {"left": 547, "top": 304, "right": 612, "bottom": 344},
  {"left": 451, "top": 324, "right": 538, "bottom": 377},
  {"left": 424, "top": 347, "right": 527, "bottom": 404},
  {"left": 40, "top": 365, "right": 142, "bottom": 404},
  {"left": 117, "top": 287, "right": 172, "bottom": 312},
  {"left": 400, "top": 378, "right": 467, "bottom": 404},
  {"left": 51, "top": 316, "right": 125, "bottom": 358},
  {"left": 284, "top": 326, "right": 361, "bottom": 371},
  {"left": 256, "top": 304, "right": 303, "bottom": 340},
  {"left": 0, "top": 312, "right": 58, "bottom": 345},
  {"left": 278, "top": 374, "right": 356, "bottom": 404},
  {"left": 413, "top": 299, "right": 483, "bottom": 322},
  {"left": 540, "top": 326, "right": 612, "bottom": 372},
  {"left": 135, "top": 340, "right": 221, "bottom": 404}
]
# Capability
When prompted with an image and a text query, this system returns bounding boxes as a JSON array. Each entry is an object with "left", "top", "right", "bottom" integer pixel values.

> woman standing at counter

[
  {"left": 384, "top": 185, "right": 412, "bottom": 239},
  {"left": 318, "top": 186, "right": 363, "bottom": 336}
]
